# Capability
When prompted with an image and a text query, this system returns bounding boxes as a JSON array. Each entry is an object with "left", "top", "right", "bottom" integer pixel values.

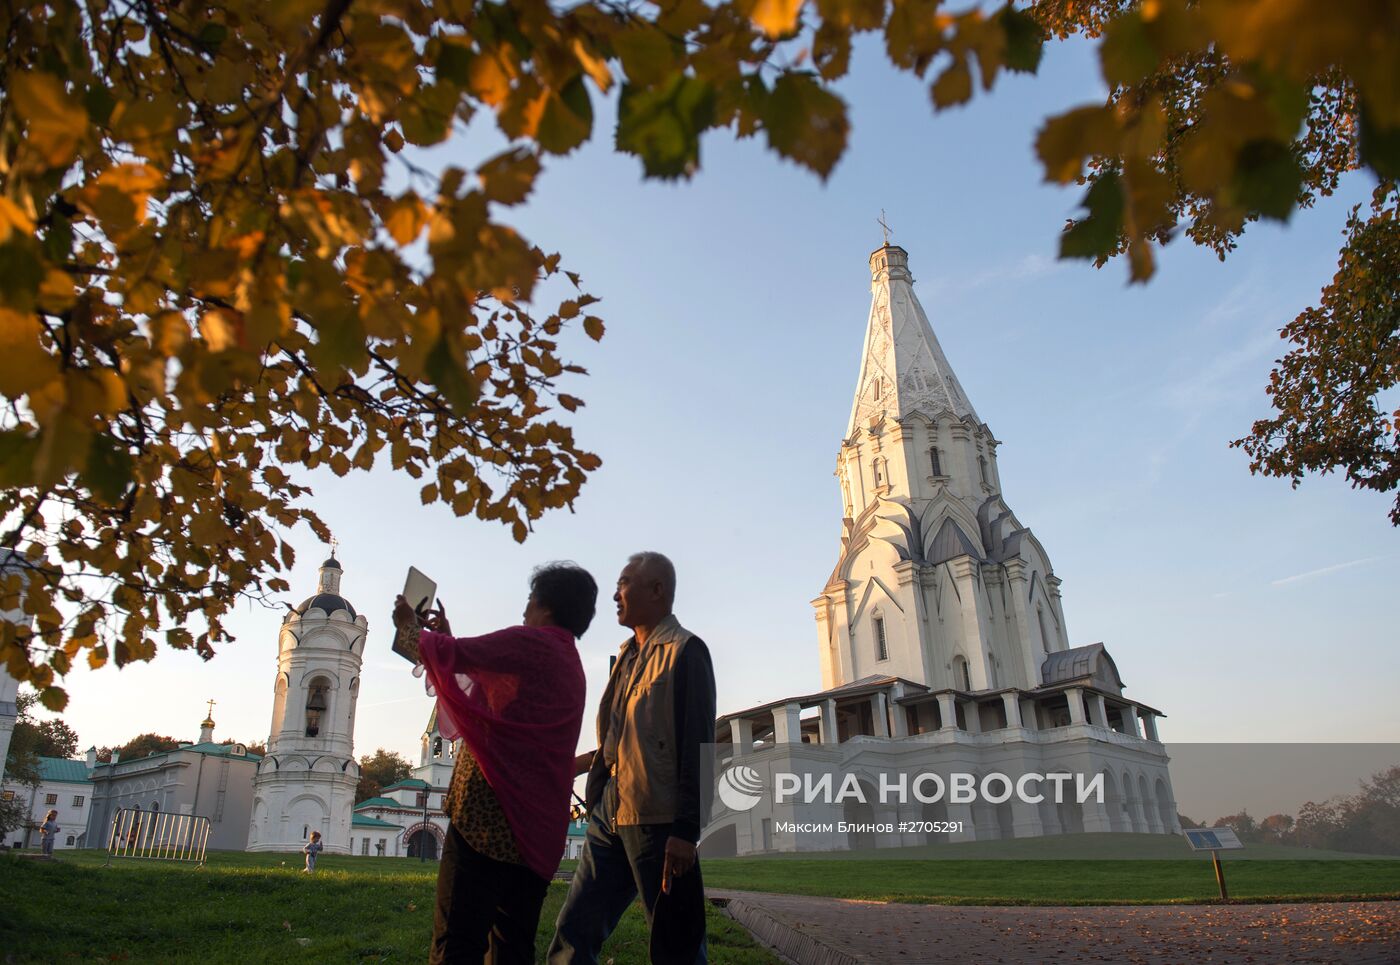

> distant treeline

[{"left": 1179, "top": 764, "right": 1400, "bottom": 856}]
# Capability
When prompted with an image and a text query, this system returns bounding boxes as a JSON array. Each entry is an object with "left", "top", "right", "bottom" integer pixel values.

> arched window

[
  {"left": 1037, "top": 606, "right": 1052, "bottom": 652},
  {"left": 978, "top": 455, "right": 989, "bottom": 487},
  {"left": 305, "top": 678, "right": 330, "bottom": 737},
  {"left": 872, "top": 379, "right": 881, "bottom": 401},
  {"left": 929, "top": 447, "right": 942, "bottom": 476},
  {"left": 432, "top": 736, "right": 443, "bottom": 757},
  {"left": 873, "top": 459, "right": 884, "bottom": 488},
  {"left": 873, "top": 616, "right": 889, "bottom": 661},
  {"left": 953, "top": 655, "right": 972, "bottom": 691}
]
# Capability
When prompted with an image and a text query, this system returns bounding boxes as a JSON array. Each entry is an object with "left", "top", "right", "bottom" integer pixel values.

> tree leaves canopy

[
  {"left": 357, "top": 747, "right": 413, "bottom": 802},
  {"left": 1, "top": 0, "right": 1396, "bottom": 715}
]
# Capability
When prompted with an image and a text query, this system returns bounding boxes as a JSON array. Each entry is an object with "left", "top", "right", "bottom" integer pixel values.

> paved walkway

[{"left": 712, "top": 890, "right": 1400, "bottom": 964}]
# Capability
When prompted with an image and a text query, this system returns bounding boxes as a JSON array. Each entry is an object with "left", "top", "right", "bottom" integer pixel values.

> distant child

[
  {"left": 39, "top": 809, "right": 59, "bottom": 857},
  {"left": 302, "top": 830, "right": 323, "bottom": 872}
]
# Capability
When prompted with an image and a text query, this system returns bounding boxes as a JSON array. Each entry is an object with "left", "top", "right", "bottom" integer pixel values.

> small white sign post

[{"left": 1183, "top": 827, "right": 1244, "bottom": 899}]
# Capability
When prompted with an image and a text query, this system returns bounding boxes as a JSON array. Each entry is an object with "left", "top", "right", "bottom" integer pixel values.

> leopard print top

[{"left": 445, "top": 742, "right": 524, "bottom": 866}]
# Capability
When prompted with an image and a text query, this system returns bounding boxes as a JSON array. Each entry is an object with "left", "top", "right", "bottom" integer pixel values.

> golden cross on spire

[
  {"left": 205, "top": 698, "right": 216, "bottom": 720},
  {"left": 329, "top": 537, "right": 339, "bottom": 560},
  {"left": 877, "top": 209, "right": 893, "bottom": 247}
]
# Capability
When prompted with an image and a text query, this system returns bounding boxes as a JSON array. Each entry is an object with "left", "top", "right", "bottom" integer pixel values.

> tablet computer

[{"left": 392, "top": 566, "right": 437, "bottom": 663}]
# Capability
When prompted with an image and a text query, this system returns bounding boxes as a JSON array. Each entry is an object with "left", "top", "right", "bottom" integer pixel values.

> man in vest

[{"left": 548, "top": 551, "right": 717, "bottom": 964}]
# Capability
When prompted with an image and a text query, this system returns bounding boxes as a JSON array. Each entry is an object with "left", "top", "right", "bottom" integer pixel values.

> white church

[{"left": 701, "top": 242, "right": 1179, "bottom": 855}]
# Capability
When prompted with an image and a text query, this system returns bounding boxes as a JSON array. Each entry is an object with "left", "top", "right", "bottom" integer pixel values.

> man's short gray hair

[{"left": 628, "top": 551, "right": 676, "bottom": 606}]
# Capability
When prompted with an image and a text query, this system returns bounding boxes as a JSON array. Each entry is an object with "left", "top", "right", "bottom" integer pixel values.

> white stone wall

[
  {"left": 2, "top": 777, "right": 91, "bottom": 850},
  {"left": 86, "top": 750, "right": 258, "bottom": 852}
]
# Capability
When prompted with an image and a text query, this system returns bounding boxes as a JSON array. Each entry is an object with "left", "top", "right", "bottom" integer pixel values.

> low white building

[
  {"left": 2, "top": 756, "right": 94, "bottom": 850},
  {"left": 350, "top": 709, "right": 588, "bottom": 865},
  {"left": 350, "top": 710, "right": 455, "bottom": 859},
  {"left": 85, "top": 710, "right": 259, "bottom": 852}
]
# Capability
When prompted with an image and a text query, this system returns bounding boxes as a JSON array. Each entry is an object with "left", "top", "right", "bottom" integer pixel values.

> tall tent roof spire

[{"left": 846, "top": 243, "right": 980, "bottom": 437}]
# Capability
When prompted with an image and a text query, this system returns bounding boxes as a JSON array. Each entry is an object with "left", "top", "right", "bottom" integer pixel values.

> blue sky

[{"left": 39, "top": 34, "right": 1397, "bottom": 766}]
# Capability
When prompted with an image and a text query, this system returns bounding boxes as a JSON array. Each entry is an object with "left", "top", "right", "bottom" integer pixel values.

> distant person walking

[
  {"left": 393, "top": 562, "right": 598, "bottom": 965},
  {"left": 302, "top": 830, "right": 323, "bottom": 872},
  {"left": 39, "top": 809, "right": 59, "bottom": 857},
  {"left": 548, "top": 551, "right": 717, "bottom": 965}
]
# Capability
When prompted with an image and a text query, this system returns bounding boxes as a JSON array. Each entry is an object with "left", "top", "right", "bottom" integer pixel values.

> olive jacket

[{"left": 585, "top": 614, "right": 716, "bottom": 841}]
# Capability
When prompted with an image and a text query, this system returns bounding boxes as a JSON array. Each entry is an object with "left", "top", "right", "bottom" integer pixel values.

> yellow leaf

[
  {"left": 150, "top": 311, "right": 191, "bottom": 357},
  {"left": 468, "top": 50, "right": 515, "bottom": 107},
  {"left": 750, "top": 0, "right": 805, "bottom": 38},
  {"left": 11, "top": 72, "right": 87, "bottom": 167},
  {"left": 385, "top": 192, "right": 428, "bottom": 244},
  {"left": 200, "top": 308, "right": 241, "bottom": 352},
  {"left": 0, "top": 309, "right": 59, "bottom": 396},
  {"left": 931, "top": 58, "right": 972, "bottom": 109},
  {"left": 1035, "top": 106, "right": 1120, "bottom": 183},
  {"left": 478, "top": 148, "right": 541, "bottom": 205},
  {"left": 39, "top": 686, "right": 68, "bottom": 712},
  {"left": 0, "top": 197, "right": 35, "bottom": 244},
  {"left": 37, "top": 269, "right": 77, "bottom": 312},
  {"left": 571, "top": 38, "right": 613, "bottom": 92}
]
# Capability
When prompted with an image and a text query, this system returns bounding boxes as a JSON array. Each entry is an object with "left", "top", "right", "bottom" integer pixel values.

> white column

[
  {"left": 1065, "top": 688, "right": 1086, "bottom": 725},
  {"left": 1141, "top": 712, "right": 1160, "bottom": 742},
  {"left": 947, "top": 800, "right": 976, "bottom": 842},
  {"left": 961, "top": 700, "right": 982, "bottom": 734},
  {"left": 870, "top": 693, "right": 890, "bottom": 738},
  {"left": 1018, "top": 698, "right": 1038, "bottom": 731},
  {"left": 818, "top": 699, "right": 839, "bottom": 744},
  {"left": 1010, "top": 798, "right": 1043, "bottom": 838},
  {"left": 729, "top": 717, "right": 754, "bottom": 756},
  {"left": 1090, "top": 694, "right": 1110, "bottom": 729},
  {"left": 772, "top": 702, "right": 802, "bottom": 745},
  {"left": 1081, "top": 794, "right": 1114, "bottom": 833},
  {"left": 1122, "top": 704, "right": 1142, "bottom": 738},
  {"left": 1001, "top": 693, "right": 1022, "bottom": 729},
  {"left": 937, "top": 693, "right": 958, "bottom": 731},
  {"left": 890, "top": 696, "right": 909, "bottom": 738}
]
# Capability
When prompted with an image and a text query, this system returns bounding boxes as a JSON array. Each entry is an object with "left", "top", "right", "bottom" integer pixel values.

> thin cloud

[
  {"left": 1271, "top": 556, "right": 1384, "bottom": 586},
  {"left": 925, "top": 252, "right": 1059, "bottom": 296}
]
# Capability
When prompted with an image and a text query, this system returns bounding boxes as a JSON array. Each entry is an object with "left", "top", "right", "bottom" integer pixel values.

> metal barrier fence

[{"left": 104, "top": 807, "right": 211, "bottom": 866}]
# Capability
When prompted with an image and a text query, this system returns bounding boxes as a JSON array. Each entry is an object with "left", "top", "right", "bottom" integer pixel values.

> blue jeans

[{"left": 547, "top": 781, "right": 706, "bottom": 964}]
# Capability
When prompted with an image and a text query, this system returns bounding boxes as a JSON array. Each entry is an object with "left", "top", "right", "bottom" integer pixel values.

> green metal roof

[
  {"left": 352, "top": 814, "right": 401, "bottom": 829},
  {"left": 354, "top": 796, "right": 403, "bottom": 810},
  {"left": 379, "top": 778, "right": 429, "bottom": 792},
  {"left": 38, "top": 757, "right": 92, "bottom": 784}
]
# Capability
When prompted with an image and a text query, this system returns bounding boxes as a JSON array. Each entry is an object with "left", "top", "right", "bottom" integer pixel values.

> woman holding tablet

[{"left": 392, "top": 562, "right": 598, "bottom": 965}]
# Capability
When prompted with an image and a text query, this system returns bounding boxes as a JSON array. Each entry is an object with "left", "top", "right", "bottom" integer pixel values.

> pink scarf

[{"left": 418, "top": 624, "right": 586, "bottom": 881}]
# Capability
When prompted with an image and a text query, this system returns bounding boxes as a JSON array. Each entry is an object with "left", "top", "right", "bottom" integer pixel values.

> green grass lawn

[
  {"left": 4, "top": 840, "right": 1396, "bottom": 963},
  {"left": 0, "top": 850, "right": 776, "bottom": 964},
  {"left": 699, "top": 834, "right": 1400, "bottom": 905}
]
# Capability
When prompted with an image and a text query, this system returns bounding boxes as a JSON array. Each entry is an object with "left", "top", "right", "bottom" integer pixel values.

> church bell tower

[{"left": 247, "top": 555, "right": 366, "bottom": 854}]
